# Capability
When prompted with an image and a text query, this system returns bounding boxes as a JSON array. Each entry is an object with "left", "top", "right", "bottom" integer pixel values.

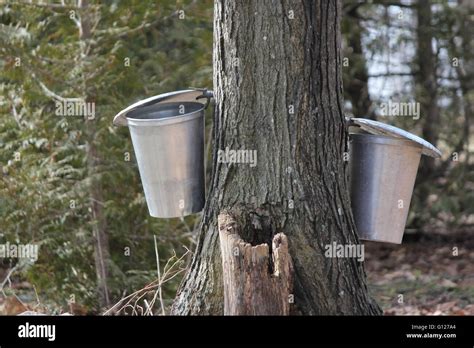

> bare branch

[
  {"left": 153, "top": 235, "right": 165, "bottom": 316},
  {"left": 31, "top": 72, "right": 83, "bottom": 103},
  {"left": 0, "top": 265, "right": 19, "bottom": 293},
  {"left": 2, "top": 0, "right": 80, "bottom": 10},
  {"left": 102, "top": 247, "right": 190, "bottom": 316},
  {"left": 94, "top": 0, "right": 198, "bottom": 40},
  {"left": 368, "top": 72, "right": 415, "bottom": 78},
  {"left": 371, "top": 0, "right": 414, "bottom": 9},
  {"left": 94, "top": 11, "right": 177, "bottom": 39}
]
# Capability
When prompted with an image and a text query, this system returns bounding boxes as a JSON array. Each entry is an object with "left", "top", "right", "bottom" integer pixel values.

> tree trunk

[
  {"left": 87, "top": 141, "right": 111, "bottom": 308},
  {"left": 456, "top": 0, "right": 472, "bottom": 161},
  {"left": 79, "top": 0, "right": 111, "bottom": 308},
  {"left": 344, "top": 6, "right": 375, "bottom": 119},
  {"left": 416, "top": 0, "right": 439, "bottom": 176},
  {"left": 172, "top": 0, "right": 381, "bottom": 315}
]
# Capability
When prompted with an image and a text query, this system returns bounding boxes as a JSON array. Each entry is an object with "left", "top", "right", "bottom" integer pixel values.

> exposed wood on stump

[{"left": 218, "top": 212, "right": 293, "bottom": 315}]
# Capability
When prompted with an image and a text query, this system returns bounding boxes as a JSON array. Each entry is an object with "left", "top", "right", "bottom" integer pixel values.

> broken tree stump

[{"left": 218, "top": 211, "right": 293, "bottom": 315}]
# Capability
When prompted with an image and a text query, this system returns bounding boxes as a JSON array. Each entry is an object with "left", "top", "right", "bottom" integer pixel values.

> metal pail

[
  {"left": 125, "top": 101, "right": 205, "bottom": 218},
  {"left": 349, "top": 133, "right": 422, "bottom": 244}
]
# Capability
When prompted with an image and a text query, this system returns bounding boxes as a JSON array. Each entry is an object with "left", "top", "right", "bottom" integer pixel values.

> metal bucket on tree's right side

[
  {"left": 347, "top": 118, "right": 442, "bottom": 244},
  {"left": 349, "top": 134, "right": 422, "bottom": 244}
]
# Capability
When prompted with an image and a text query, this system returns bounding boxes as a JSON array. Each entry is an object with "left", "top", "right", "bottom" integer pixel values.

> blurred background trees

[
  {"left": 342, "top": 0, "right": 473, "bottom": 230},
  {"left": 0, "top": 0, "right": 472, "bottom": 314},
  {"left": 0, "top": 0, "right": 213, "bottom": 313}
]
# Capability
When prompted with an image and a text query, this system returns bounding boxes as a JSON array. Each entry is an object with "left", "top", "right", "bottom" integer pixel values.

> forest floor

[
  {"left": 365, "top": 228, "right": 474, "bottom": 315},
  {"left": 1, "top": 228, "right": 473, "bottom": 315}
]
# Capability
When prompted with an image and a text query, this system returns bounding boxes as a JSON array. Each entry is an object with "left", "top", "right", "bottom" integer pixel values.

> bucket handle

[
  {"left": 190, "top": 87, "right": 214, "bottom": 110},
  {"left": 345, "top": 116, "right": 357, "bottom": 128}
]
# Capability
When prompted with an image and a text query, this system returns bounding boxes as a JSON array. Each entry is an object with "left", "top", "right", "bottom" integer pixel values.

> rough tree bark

[{"left": 171, "top": 0, "right": 381, "bottom": 315}]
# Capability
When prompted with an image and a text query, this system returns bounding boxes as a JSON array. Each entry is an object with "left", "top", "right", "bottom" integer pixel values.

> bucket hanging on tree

[
  {"left": 113, "top": 89, "right": 213, "bottom": 218},
  {"left": 348, "top": 118, "right": 441, "bottom": 244}
]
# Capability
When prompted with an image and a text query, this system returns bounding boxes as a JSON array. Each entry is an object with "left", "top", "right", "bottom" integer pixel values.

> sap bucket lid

[
  {"left": 113, "top": 88, "right": 213, "bottom": 127},
  {"left": 348, "top": 117, "right": 442, "bottom": 158}
]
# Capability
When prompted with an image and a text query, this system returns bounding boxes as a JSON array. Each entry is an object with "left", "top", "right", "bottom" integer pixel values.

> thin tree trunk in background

[
  {"left": 416, "top": 0, "right": 439, "bottom": 176},
  {"left": 345, "top": 6, "right": 375, "bottom": 119},
  {"left": 79, "top": 0, "right": 111, "bottom": 308},
  {"left": 172, "top": 0, "right": 381, "bottom": 315},
  {"left": 87, "top": 141, "right": 111, "bottom": 308},
  {"left": 425, "top": 0, "right": 472, "bottom": 179},
  {"left": 457, "top": 0, "right": 472, "bottom": 162}
]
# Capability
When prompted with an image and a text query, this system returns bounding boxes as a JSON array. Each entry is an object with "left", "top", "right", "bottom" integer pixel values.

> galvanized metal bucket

[
  {"left": 348, "top": 118, "right": 441, "bottom": 244},
  {"left": 113, "top": 89, "right": 212, "bottom": 218}
]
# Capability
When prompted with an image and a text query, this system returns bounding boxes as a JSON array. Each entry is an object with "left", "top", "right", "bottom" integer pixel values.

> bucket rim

[
  {"left": 358, "top": 236, "right": 402, "bottom": 244},
  {"left": 126, "top": 102, "right": 205, "bottom": 127},
  {"left": 348, "top": 117, "right": 441, "bottom": 158},
  {"left": 350, "top": 133, "right": 423, "bottom": 150},
  {"left": 113, "top": 89, "right": 212, "bottom": 127}
]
